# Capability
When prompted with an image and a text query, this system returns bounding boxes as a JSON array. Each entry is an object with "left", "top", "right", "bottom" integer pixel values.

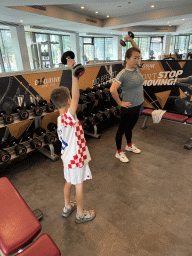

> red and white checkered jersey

[{"left": 57, "top": 109, "right": 91, "bottom": 169}]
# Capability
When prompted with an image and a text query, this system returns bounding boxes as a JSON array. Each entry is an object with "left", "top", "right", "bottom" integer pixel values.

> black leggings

[{"left": 116, "top": 105, "right": 141, "bottom": 150}]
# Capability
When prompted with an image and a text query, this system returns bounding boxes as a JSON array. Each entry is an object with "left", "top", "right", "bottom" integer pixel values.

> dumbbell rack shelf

[
  {"left": 0, "top": 135, "right": 59, "bottom": 165},
  {"left": 0, "top": 108, "right": 59, "bottom": 128}
]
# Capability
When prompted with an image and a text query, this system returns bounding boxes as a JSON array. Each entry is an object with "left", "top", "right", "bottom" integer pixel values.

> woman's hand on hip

[{"left": 120, "top": 101, "right": 131, "bottom": 108}]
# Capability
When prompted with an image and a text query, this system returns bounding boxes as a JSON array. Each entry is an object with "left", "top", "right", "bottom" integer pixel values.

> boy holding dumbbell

[{"left": 50, "top": 56, "right": 96, "bottom": 224}]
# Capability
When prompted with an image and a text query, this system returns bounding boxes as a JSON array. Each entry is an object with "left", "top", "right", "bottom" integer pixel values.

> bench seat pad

[
  {"left": 15, "top": 234, "right": 61, "bottom": 256},
  {"left": 186, "top": 117, "right": 192, "bottom": 124},
  {"left": 0, "top": 177, "right": 41, "bottom": 255},
  {"left": 141, "top": 108, "right": 188, "bottom": 123},
  {"left": 162, "top": 112, "right": 188, "bottom": 122}
]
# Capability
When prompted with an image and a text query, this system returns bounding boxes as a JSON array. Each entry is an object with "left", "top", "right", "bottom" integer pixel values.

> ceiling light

[
  {"left": 169, "top": 25, "right": 171, "bottom": 26},
  {"left": 182, "top": 19, "right": 185, "bottom": 21},
  {"left": 20, "top": 20, "right": 23, "bottom": 22},
  {"left": 107, "top": 15, "right": 109, "bottom": 18},
  {"left": 95, "top": 11, "right": 98, "bottom": 14},
  {"left": 81, "top": 6, "right": 84, "bottom": 9},
  {"left": 151, "top": 5, "right": 154, "bottom": 8}
]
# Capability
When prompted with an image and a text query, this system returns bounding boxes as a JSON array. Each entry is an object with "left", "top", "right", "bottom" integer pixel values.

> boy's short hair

[{"left": 50, "top": 87, "right": 70, "bottom": 109}]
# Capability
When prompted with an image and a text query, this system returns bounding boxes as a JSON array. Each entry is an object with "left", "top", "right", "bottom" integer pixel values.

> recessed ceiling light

[
  {"left": 169, "top": 25, "right": 171, "bottom": 26},
  {"left": 81, "top": 6, "right": 84, "bottom": 9},
  {"left": 20, "top": 20, "right": 23, "bottom": 22},
  {"left": 107, "top": 15, "right": 109, "bottom": 18},
  {"left": 182, "top": 19, "right": 185, "bottom": 21},
  {"left": 151, "top": 5, "right": 154, "bottom": 8},
  {"left": 95, "top": 11, "right": 98, "bottom": 14}
]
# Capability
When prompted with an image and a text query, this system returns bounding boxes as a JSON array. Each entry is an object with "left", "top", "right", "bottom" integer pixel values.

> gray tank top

[{"left": 115, "top": 67, "right": 144, "bottom": 107}]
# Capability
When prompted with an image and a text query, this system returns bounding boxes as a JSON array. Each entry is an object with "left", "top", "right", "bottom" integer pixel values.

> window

[
  {"left": 175, "top": 36, "right": 189, "bottom": 54},
  {"left": 105, "top": 37, "right": 113, "bottom": 60},
  {"left": 0, "top": 30, "right": 17, "bottom": 72},
  {"left": 62, "top": 35, "right": 70, "bottom": 53},
  {"left": 150, "top": 37, "right": 163, "bottom": 60},
  {"left": 94, "top": 38, "right": 104, "bottom": 60},
  {"left": 50, "top": 35, "right": 61, "bottom": 68},
  {"left": 170, "top": 35, "right": 191, "bottom": 54}
]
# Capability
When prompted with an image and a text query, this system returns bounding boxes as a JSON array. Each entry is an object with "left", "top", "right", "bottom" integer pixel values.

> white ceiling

[{"left": 0, "top": 0, "right": 192, "bottom": 36}]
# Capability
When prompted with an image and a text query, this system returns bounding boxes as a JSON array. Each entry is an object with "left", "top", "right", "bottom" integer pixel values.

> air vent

[
  {"left": 0, "top": 20, "right": 20, "bottom": 27},
  {"left": 155, "top": 28, "right": 169, "bottom": 31},
  {"left": 28, "top": 6, "right": 47, "bottom": 11},
  {"left": 86, "top": 18, "right": 97, "bottom": 24},
  {"left": 30, "top": 25, "right": 75, "bottom": 33}
]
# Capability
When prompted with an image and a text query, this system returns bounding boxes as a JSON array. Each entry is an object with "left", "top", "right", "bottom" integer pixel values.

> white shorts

[{"left": 63, "top": 163, "right": 92, "bottom": 185}]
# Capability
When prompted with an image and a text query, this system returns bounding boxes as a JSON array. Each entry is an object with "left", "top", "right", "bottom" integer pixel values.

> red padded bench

[
  {"left": 0, "top": 177, "right": 61, "bottom": 256},
  {"left": 141, "top": 108, "right": 192, "bottom": 149}
]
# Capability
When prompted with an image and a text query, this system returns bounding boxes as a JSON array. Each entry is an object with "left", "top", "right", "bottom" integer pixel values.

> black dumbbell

[
  {"left": 22, "top": 132, "right": 42, "bottom": 150},
  {"left": 0, "top": 110, "right": 14, "bottom": 124},
  {"left": 38, "top": 99, "right": 55, "bottom": 113},
  {"left": 35, "top": 126, "right": 55, "bottom": 144},
  {"left": 61, "top": 51, "right": 85, "bottom": 78},
  {"left": 85, "top": 87, "right": 103, "bottom": 100},
  {"left": 47, "top": 122, "right": 57, "bottom": 132},
  {"left": 0, "top": 149, "right": 11, "bottom": 163},
  {"left": 120, "top": 31, "right": 135, "bottom": 47},
  {"left": 91, "top": 106, "right": 106, "bottom": 122},
  {"left": 1, "top": 135, "right": 27, "bottom": 158},
  {"left": 79, "top": 94, "right": 88, "bottom": 104},
  {"left": 80, "top": 89, "right": 96, "bottom": 102},
  {"left": 77, "top": 112, "right": 90, "bottom": 129},
  {"left": 7, "top": 135, "right": 30, "bottom": 155},
  {"left": 78, "top": 111, "right": 97, "bottom": 127},
  {"left": 12, "top": 106, "right": 29, "bottom": 120},
  {"left": 26, "top": 103, "right": 43, "bottom": 116}
]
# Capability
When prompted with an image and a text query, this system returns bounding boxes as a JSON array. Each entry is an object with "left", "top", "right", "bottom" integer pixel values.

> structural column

[
  {"left": 9, "top": 25, "right": 31, "bottom": 71},
  {"left": 117, "top": 35, "right": 122, "bottom": 60},
  {"left": 163, "top": 35, "right": 171, "bottom": 54},
  {"left": 70, "top": 32, "right": 80, "bottom": 64}
]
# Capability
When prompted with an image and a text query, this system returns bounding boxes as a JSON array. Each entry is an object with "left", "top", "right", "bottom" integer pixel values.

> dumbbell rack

[
  {"left": 0, "top": 108, "right": 60, "bottom": 165},
  {"left": 79, "top": 81, "right": 121, "bottom": 139},
  {"left": 34, "top": 116, "right": 59, "bottom": 162},
  {"left": 0, "top": 107, "right": 57, "bottom": 128}
]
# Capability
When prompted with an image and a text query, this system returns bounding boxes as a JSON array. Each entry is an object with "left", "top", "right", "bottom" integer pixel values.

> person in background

[{"left": 110, "top": 35, "right": 144, "bottom": 163}]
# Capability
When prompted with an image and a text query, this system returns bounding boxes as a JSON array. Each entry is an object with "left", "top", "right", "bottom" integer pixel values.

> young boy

[{"left": 50, "top": 58, "right": 96, "bottom": 224}]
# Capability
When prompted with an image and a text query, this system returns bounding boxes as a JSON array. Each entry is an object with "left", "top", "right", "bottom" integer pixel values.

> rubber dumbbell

[
  {"left": 91, "top": 106, "right": 106, "bottom": 122},
  {"left": 79, "top": 94, "right": 88, "bottom": 104},
  {"left": 35, "top": 126, "right": 55, "bottom": 144},
  {"left": 61, "top": 51, "right": 85, "bottom": 78},
  {"left": 1, "top": 136, "right": 27, "bottom": 159},
  {"left": 38, "top": 99, "right": 55, "bottom": 113},
  {"left": 78, "top": 111, "right": 97, "bottom": 127},
  {"left": 77, "top": 112, "right": 90, "bottom": 129},
  {"left": 47, "top": 122, "right": 57, "bottom": 132},
  {"left": 12, "top": 106, "right": 29, "bottom": 120},
  {"left": 7, "top": 135, "right": 27, "bottom": 156},
  {"left": 85, "top": 87, "right": 103, "bottom": 100},
  {"left": 120, "top": 31, "right": 135, "bottom": 47},
  {"left": 80, "top": 89, "right": 96, "bottom": 102},
  {"left": 26, "top": 103, "right": 43, "bottom": 116},
  {"left": 22, "top": 132, "right": 42, "bottom": 150},
  {"left": 0, "top": 149, "right": 11, "bottom": 163},
  {"left": 0, "top": 110, "right": 14, "bottom": 124}
]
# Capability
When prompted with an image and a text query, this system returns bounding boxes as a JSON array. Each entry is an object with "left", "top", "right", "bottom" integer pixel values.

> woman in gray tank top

[{"left": 110, "top": 35, "right": 144, "bottom": 163}]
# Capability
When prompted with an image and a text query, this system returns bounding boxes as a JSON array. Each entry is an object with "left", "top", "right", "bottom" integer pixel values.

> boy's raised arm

[{"left": 67, "top": 59, "right": 80, "bottom": 117}]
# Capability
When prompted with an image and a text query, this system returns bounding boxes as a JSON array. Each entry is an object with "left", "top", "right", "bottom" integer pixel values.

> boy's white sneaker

[
  {"left": 125, "top": 144, "right": 141, "bottom": 154},
  {"left": 115, "top": 152, "right": 129, "bottom": 162}
]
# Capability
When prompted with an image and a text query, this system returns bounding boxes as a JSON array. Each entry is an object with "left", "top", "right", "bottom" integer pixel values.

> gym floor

[{"left": 1, "top": 115, "right": 192, "bottom": 256}]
